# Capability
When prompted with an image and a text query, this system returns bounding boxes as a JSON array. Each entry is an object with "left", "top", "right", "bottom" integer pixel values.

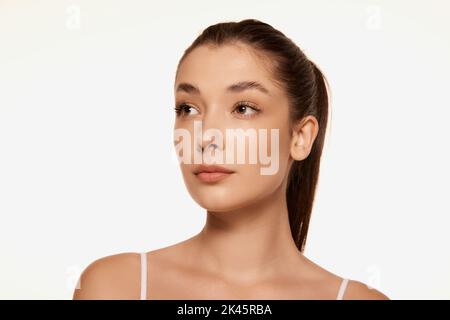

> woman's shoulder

[
  {"left": 343, "top": 279, "right": 390, "bottom": 300},
  {"left": 72, "top": 251, "right": 143, "bottom": 300},
  {"left": 300, "top": 255, "right": 390, "bottom": 300}
]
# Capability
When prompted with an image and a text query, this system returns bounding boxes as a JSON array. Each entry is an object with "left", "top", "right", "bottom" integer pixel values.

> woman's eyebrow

[
  {"left": 175, "top": 81, "right": 270, "bottom": 95},
  {"left": 227, "top": 81, "right": 270, "bottom": 95}
]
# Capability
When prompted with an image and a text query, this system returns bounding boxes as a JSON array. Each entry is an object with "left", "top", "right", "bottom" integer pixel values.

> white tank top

[{"left": 140, "top": 252, "right": 349, "bottom": 300}]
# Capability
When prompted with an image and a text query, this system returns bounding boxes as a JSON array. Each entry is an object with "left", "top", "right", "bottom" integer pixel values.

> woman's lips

[
  {"left": 196, "top": 171, "right": 233, "bottom": 183},
  {"left": 193, "top": 165, "right": 235, "bottom": 183}
]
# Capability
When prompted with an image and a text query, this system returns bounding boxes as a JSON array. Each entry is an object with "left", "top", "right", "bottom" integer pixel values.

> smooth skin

[{"left": 73, "top": 43, "right": 389, "bottom": 300}]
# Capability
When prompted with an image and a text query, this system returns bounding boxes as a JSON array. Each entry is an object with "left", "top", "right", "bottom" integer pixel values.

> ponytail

[{"left": 287, "top": 62, "right": 329, "bottom": 252}]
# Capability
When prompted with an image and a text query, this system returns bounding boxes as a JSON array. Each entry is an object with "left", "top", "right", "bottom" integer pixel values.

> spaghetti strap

[
  {"left": 140, "top": 252, "right": 147, "bottom": 300},
  {"left": 336, "top": 278, "right": 349, "bottom": 300}
]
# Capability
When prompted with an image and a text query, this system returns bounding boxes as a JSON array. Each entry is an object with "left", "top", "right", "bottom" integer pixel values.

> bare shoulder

[
  {"left": 344, "top": 280, "right": 390, "bottom": 300},
  {"left": 298, "top": 255, "right": 389, "bottom": 300},
  {"left": 72, "top": 252, "right": 141, "bottom": 300}
]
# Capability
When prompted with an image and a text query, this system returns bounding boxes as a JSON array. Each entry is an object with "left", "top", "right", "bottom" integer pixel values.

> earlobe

[{"left": 290, "top": 135, "right": 306, "bottom": 161}]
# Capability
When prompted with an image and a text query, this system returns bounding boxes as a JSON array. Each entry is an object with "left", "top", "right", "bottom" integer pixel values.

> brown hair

[{"left": 176, "top": 19, "right": 330, "bottom": 252}]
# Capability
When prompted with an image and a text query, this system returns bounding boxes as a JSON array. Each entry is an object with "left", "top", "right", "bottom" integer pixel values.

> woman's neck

[{"left": 191, "top": 181, "right": 302, "bottom": 284}]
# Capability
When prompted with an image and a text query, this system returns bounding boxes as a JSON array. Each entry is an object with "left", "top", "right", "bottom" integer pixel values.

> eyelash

[
  {"left": 173, "top": 103, "right": 196, "bottom": 117},
  {"left": 174, "top": 101, "right": 261, "bottom": 119}
]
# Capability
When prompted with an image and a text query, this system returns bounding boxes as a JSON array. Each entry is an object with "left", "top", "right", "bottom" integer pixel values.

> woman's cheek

[{"left": 175, "top": 120, "right": 292, "bottom": 212}]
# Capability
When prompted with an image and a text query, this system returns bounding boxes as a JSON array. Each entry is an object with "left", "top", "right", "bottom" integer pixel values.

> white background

[{"left": 0, "top": 0, "right": 449, "bottom": 299}]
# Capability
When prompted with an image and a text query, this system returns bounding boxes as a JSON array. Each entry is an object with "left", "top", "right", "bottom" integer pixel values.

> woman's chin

[
  {"left": 191, "top": 194, "right": 245, "bottom": 213},
  {"left": 195, "top": 199, "right": 240, "bottom": 213}
]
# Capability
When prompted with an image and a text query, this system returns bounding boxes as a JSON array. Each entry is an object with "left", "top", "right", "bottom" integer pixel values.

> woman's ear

[{"left": 290, "top": 115, "right": 320, "bottom": 161}]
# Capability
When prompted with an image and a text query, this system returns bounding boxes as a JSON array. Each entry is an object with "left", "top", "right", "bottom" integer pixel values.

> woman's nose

[{"left": 196, "top": 108, "right": 225, "bottom": 153}]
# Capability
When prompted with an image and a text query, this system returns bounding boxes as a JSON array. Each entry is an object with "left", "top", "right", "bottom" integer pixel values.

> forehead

[{"left": 175, "top": 44, "right": 279, "bottom": 93}]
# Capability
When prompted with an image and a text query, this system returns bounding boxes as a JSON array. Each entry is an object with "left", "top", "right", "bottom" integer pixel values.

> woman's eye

[
  {"left": 233, "top": 103, "right": 260, "bottom": 118},
  {"left": 174, "top": 104, "right": 199, "bottom": 117}
]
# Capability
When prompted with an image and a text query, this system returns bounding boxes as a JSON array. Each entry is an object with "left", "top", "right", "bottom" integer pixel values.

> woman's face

[{"left": 173, "top": 43, "right": 295, "bottom": 212}]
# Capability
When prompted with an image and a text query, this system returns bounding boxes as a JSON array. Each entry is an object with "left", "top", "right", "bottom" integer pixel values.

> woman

[{"left": 73, "top": 19, "right": 389, "bottom": 300}]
